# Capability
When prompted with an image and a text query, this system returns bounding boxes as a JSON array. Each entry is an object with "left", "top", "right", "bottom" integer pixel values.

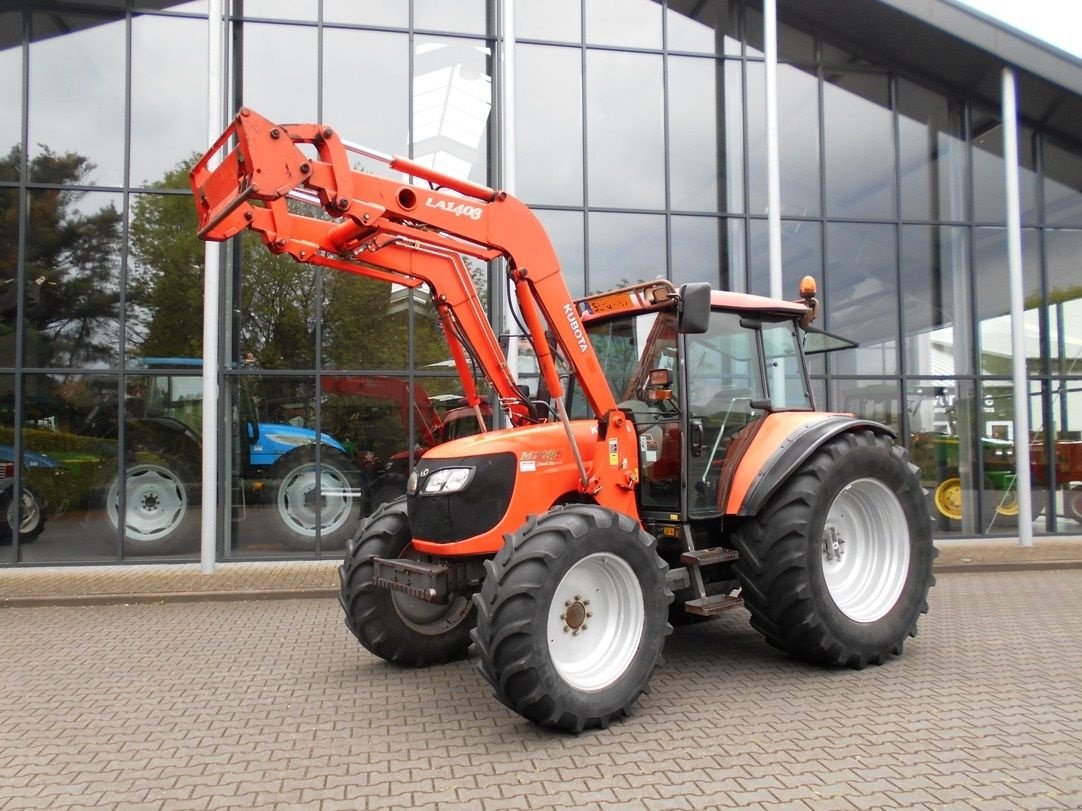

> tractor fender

[{"left": 725, "top": 413, "right": 895, "bottom": 517}]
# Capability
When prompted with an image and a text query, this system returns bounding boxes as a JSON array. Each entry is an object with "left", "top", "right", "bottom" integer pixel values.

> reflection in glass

[
  {"left": 24, "top": 190, "right": 122, "bottom": 369},
  {"left": 131, "top": 15, "right": 207, "bottom": 188},
  {"left": 533, "top": 209, "right": 584, "bottom": 297},
  {"left": 237, "top": 0, "right": 317, "bottom": 21},
  {"left": 668, "top": 57, "right": 743, "bottom": 214},
  {"left": 587, "top": 212, "right": 665, "bottom": 295},
  {"left": 239, "top": 21, "right": 319, "bottom": 123},
  {"left": 586, "top": 51, "right": 665, "bottom": 209},
  {"left": 747, "top": 219, "right": 822, "bottom": 299},
  {"left": 322, "top": 0, "right": 406, "bottom": 27},
  {"left": 746, "top": 12, "right": 815, "bottom": 62},
  {"left": 0, "top": 189, "right": 17, "bottom": 367},
  {"left": 127, "top": 191, "right": 205, "bottom": 360},
  {"left": 0, "top": 13, "right": 21, "bottom": 169},
  {"left": 237, "top": 233, "right": 317, "bottom": 370},
  {"left": 746, "top": 62, "right": 821, "bottom": 216},
  {"left": 670, "top": 216, "right": 722, "bottom": 289},
  {"left": 1044, "top": 142, "right": 1082, "bottom": 226},
  {"left": 415, "top": 0, "right": 487, "bottom": 35},
  {"left": 897, "top": 79, "right": 967, "bottom": 222},
  {"left": 971, "top": 109, "right": 1040, "bottom": 225},
  {"left": 823, "top": 71, "right": 894, "bottom": 220},
  {"left": 515, "top": 0, "right": 580, "bottom": 42},
  {"left": 515, "top": 44, "right": 582, "bottom": 206},
  {"left": 412, "top": 36, "right": 492, "bottom": 187},
  {"left": 1044, "top": 229, "right": 1082, "bottom": 384},
  {"left": 825, "top": 222, "right": 897, "bottom": 375},
  {"left": 585, "top": 0, "right": 661, "bottom": 49},
  {"left": 900, "top": 225, "right": 971, "bottom": 376},
  {"left": 225, "top": 373, "right": 363, "bottom": 557},
  {"left": 322, "top": 28, "right": 409, "bottom": 176},
  {"left": 665, "top": 0, "right": 740, "bottom": 56},
  {"left": 28, "top": 12, "right": 125, "bottom": 187},
  {"left": 974, "top": 227, "right": 1041, "bottom": 375}
]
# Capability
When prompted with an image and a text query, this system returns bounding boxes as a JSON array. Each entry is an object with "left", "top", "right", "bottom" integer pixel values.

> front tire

[
  {"left": 732, "top": 430, "right": 935, "bottom": 669},
  {"left": 472, "top": 505, "right": 671, "bottom": 733},
  {"left": 0, "top": 485, "right": 46, "bottom": 543},
  {"left": 338, "top": 497, "right": 475, "bottom": 666}
]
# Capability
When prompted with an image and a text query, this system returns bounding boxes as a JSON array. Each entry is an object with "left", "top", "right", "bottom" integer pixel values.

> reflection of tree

[{"left": 0, "top": 145, "right": 122, "bottom": 367}]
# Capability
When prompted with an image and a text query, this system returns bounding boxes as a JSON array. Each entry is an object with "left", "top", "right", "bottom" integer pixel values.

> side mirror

[{"left": 678, "top": 282, "right": 711, "bottom": 334}]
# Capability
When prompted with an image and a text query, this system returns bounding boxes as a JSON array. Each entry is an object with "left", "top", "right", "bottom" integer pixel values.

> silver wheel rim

[
  {"left": 108, "top": 464, "right": 187, "bottom": 542},
  {"left": 277, "top": 463, "right": 352, "bottom": 537},
  {"left": 547, "top": 552, "right": 644, "bottom": 692},
  {"left": 6, "top": 490, "right": 41, "bottom": 534},
  {"left": 821, "top": 478, "right": 910, "bottom": 623}
]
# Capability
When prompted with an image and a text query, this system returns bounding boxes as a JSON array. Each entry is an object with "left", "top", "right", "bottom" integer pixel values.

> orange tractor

[{"left": 191, "top": 109, "right": 935, "bottom": 732}]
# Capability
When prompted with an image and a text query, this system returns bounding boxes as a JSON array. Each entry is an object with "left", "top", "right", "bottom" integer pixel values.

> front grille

[{"left": 407, "top": 452, "right": 516, "bottom": 543}]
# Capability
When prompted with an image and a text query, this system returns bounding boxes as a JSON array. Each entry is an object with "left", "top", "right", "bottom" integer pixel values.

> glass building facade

[{"left": 1, "top": 0, "right": 1081, "bottom": 565}]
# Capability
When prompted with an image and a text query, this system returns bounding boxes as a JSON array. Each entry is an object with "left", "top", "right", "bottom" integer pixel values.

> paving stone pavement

[{"left": 1, "top": 569, "right": 1081, "bottom": 810}]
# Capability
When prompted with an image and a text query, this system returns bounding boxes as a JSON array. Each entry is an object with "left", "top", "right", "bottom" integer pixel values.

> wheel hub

[
  {"left": 822, "top": 525, "right": 846, "bottom": 563},
  {"left": 560, "top": 596, "right": 592, "bottom": 635}
]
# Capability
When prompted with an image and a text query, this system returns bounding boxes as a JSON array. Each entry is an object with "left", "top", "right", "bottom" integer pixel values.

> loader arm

[{"left": 190, "top": 108, "right": 636, "bottom": 498}]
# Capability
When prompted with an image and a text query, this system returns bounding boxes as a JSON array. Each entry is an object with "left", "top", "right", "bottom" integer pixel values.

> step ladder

[{"left": 677, "top": 528, "right": 743, "bottom": 617}]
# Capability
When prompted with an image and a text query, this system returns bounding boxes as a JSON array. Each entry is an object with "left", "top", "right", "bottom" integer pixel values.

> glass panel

[
  {"left": 1046, "top": 228, "right": 1082, "bottom": 379},
  {"left": 0, "top": 12, "right": 21, "bottom": 170},
  {"left": 322, "top": 0, "right": 406, "bottom": 27},
  {"left": 1044, "top": 141, "right": 1082, "bottom": 227},
  {"left": 127, "top": 191, "right": 205, "bottom": 360},
  {"left": 28, "top": 12, "right": 125, "bottom": 187},
  {"left": 412, "top": 36, "right": 492, "bottom": 188},
  {"left": 685, "top": 310, "right": 769, "bottom": 517},
  {"left": 747, "top": 219, "right": 822, "bottom": 299},
  {"left": 320, "top": 272, "right": 414, "bottom": 371},
  {"left": 833, "top": 378, "right": 903, "bottom": 435},
  {"left": 0, "top": 188, "right": 17, "bottom": 367},
  {"left": 236, "top": 233, "right": 317, "bottom": 370},
  {"left": 322, "top": 28, "right": 409, "bottom": 170},
  {"left": 746, "top": 14, "right": 815, "bottom": 62},
  {"left": 900, "top": 225, "right": 972, "bottom": 376},
  {"left": 515, "top": 0, "right": 580, "bottom": 42},
  {"left": 585, "top": 0, "right": 661, "bottom": 49},
  {"left": 586, "top": 50, "right": 665, "bottom": 209},
  {"left": 899, "top": 378, "right": 981, "bottom": 535},
  {"left": 415, "top": 0, "right": 486, "bottom": 35},
  {"left": 670, "top": 216, "right": 721, "bottom": 289},
  {"left": 0, "top": 372, "right": 14, "bottom": 555},
  {"left": 237, "top": 0, "right": 317, "bottom": 21},
  {"left": 823, "top": 71, "right": 894, "bottom": 220},
  {"left": 238, "top": 21, "right": 319, "bottom": 123},
  {"left": 24, "top": 190, "right": 123, "bottom": 369},
  {"left": 897, "top": 79, "right": 967, "bottom": 222},
  {"left": 668, "top": 57, "right": 743, "bottom": 213},
  {"left": 971, "top": 109, "right": 1040, "bottom": 225},
  {"left": 746, "top": 62, "right": 821, "bottom": 217},
  {"left": 226, "top": 373, "right": 361, "bottom": 557},
  {"left": 762, "top": 320, "right": 812, "bottom": 409},
  {"left": 587, "top": 212, "right": 666, "bottom": 295},
  {"left": 665, "top": 0, "right": 740, "bottom": 56},
  {"left": 131, "top": 15, "right": 208, "bottom": 188},
  {"left": 134, "top": 1, "right": 207, "bottom": 11},
  {"left": 15, "top": 372, "right": 124, "bottom": 563},
  {"left": 824, "top": 222, "right": 897, "bottom": 375},
  {"left": 515, "top": 44, "right": 582, "bottom": 206},
  {"left": 975, "top": 227, "right": 1041, "bottom": 375},
  {"left": 534, "top": 209, "right": 584, "bottom": 297}
]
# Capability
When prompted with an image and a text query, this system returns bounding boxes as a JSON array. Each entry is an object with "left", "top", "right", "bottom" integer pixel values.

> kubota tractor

[{"left": 191, "top": 109, "right": 935, "bottom": 732}]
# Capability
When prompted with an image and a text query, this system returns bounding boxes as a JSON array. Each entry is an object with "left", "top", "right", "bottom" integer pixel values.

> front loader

[{"left": 191, "top": 109, "right": 935, "bottom": 732}]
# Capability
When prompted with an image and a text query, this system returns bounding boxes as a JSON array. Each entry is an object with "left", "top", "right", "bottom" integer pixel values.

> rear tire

[
  {"left": 0, "top": 485, "right": 46, "bottom": 543},
  {"left": 338, "top": 497, "right": 475, "bottom": 666},
  {"left": 732, "top": 430, "right": 935, "bottom": 669},
  {"left": 472, "top": 504, "right": 671, "bottom": 732},
  {"left": 104, "top": 460, "right": 198, "bottom": 556},
  {"left": 272, "top": 447, "right": 362, "bottom": 551},
  {"left": 1066, "top": 485, "right": 1082, "bottom": 526}
]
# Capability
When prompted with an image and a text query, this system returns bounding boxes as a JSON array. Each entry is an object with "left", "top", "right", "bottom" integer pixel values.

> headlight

[{"left": 420, "top": 466, "right": 474, "bottom": 495}]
